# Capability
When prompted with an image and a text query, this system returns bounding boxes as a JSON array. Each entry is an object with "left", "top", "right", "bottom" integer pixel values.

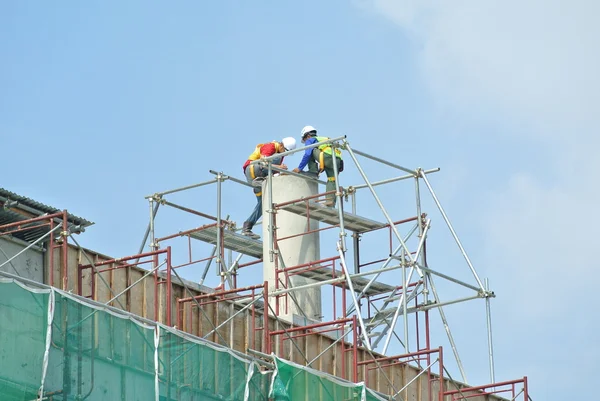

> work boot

[
  {"left": 241, "top": 222, "right": 260, "bottom": 239},
  {"left": 323, "top": 199, "right": 335, "bottom": 208}
]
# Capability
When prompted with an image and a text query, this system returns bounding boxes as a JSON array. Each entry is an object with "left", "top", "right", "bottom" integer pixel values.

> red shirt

[{"left": 243, "top": 142, "right": 284, "bottom": 171}]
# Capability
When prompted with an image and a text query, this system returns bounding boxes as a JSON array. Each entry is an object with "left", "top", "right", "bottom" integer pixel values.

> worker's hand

[
  {"left": 280, "top": 164, "right": 288, "bottom": 170},
  {"left": 292, "top": 168, "right": 300, "bottom": 173}
]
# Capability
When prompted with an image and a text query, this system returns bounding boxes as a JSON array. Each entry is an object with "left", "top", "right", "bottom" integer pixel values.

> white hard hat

[
  {"left": 301, "top": 126, "right": 317, "bottom": 137},
  {"left": 282, "top": 137, "right": 297, "bottom": 151}
]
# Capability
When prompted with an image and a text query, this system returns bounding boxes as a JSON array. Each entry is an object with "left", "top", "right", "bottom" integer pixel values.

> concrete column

[{"left": 263, "top": 175, "right": 322, "bottom": 323}]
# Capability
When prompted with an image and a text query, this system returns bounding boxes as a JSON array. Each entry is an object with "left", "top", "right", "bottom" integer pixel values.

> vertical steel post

[
  {"left": 149, "top": 198, "right": 159, "bottom": 321},
  {"left": 166, "top": 246, "right": 172, "bottom": 326},
  {"left": 136, "top": 202, "right": 160, "bottom": 260},
  {"left": 415, "top": 176, "right": 429, "bottom": 306},
  {"left": 49, "top": 219, "right": 55, "bottom": 287},
  {"left": 216, "top": 172, "right": 223, "bottom": 279},
  {"left": 149, "top": 198, "right": 156, "bottom": 252},
  {"left": 61, "top": 210, "right": 68, "bottom": 291},
  {"left": 330, "top": 144, "right": 347, "bottom": 252},
  {"left": 267, "top": 162, "right": 274, "bottom": 263},
  {"left": 352, "top": 315, "right": 358, "bottom": 383},
  {"left": 337, "top": 241, "right": 371, "bottom": 351},
  {"left": 402, "top": 249, "right": 409, "bottom": 353},
  {"left": 485, "top": 278, "right": 496, "bottom": 383},
  {"left": 438, "top": 346, "right": 444, "bottom": 401},
  {"left": 263, "top": 282, "right": 270, "bottom": 354}
]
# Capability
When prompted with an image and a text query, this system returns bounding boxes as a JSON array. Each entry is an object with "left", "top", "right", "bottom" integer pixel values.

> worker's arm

[
  {"left": 293, "top": 137, "right": 316, "bottom": 173},
  {"left": 260, "top": 143, "right": 287, "bottom": 170}
]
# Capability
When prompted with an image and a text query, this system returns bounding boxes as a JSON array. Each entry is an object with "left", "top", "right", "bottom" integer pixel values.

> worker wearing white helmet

[
  {"left": 293, "top": 125, "right": 343, "bottom": 207},
  {"left": 241, "top": 137, "right": 297, "bottom": 239}
]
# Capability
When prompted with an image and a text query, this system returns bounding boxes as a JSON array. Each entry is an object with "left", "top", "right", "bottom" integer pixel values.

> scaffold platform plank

[
  {"left": 278, "top": 201, "right": 385, "bottom": 232},
  {"left": 298, "top": 266, "right": 396, "bottom": 296},
  {"left": 189, "top": 226, "right": 263, "bottom": 259}
]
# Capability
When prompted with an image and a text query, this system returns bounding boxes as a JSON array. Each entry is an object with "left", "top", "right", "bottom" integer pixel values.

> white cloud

[
  {"left": 360, "top": 0, "right": 600, "bottom": 397},
  {"left": 365, "top": 0, "right": 600, "bottom": 140}
]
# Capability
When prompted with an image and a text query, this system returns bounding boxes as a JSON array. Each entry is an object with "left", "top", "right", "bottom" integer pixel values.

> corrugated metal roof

[{"left": 0, "top": 187, "right": 94, "bottom": 244}]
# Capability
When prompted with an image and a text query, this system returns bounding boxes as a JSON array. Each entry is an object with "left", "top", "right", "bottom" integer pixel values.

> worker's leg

[
  {"left": 242, "top": 165, "right": 262, "bottom": 239},
  {"left": 322, "top": 154, "right": 341, "bottom": 207}
]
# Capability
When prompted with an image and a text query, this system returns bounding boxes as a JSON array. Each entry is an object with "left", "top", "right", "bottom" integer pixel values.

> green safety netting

[
  {"left": 0, "top": 281, "right": 50, "bottom": 401},
  {"left": 269, "top": 356, "right": 387, "bottom": 401},
  {"left": 0, "top": 279, "right": 272, "bottom": 401},
  {"left": 0, "top": 278, "right": 391, "bottom": 401},
  {"left": 158, "top": 327, "right": 271, "bottom": 401}
]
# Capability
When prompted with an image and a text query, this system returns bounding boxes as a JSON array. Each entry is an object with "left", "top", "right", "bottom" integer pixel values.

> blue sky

[{"left": 2, "top": 2, "right": 598, "bottom": 399}]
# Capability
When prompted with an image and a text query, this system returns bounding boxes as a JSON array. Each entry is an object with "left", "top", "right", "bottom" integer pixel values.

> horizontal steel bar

[
  {"left": 252, "top": 135, "right": 347, "bottom": 163},
  {"left": 443, "top": 378, "right": 527, "bottom": 396},
  {"left": 156, "top": 223, "right": 219, "bottom": 243},
  {"left": 270, "top": 263, "right": 406, "bottom": 296},
  {"left": 416, "top": 263, "right": 482, "bottom": 292},
  {"left": 162, "top": 201, "right": 219, "bottom": 221},
  {"left": 358, "top": 347, "right": 442, "bottom": 366},
  {"left": 349, "top": 147, "right": 417, "bottom": 175},
  {"left": 146, "top": 178, "right": 218, "bottom": 198},
  {"left": 270, "top": 166, "right": 328, "bottom": 185},
  {"left": 350, "top": 168, "right": 440, "bottom": 191},
  {"left": 79, "top": 249, "right": 167, "bottom": 269},
  {"left": 418, "top": 294, "right": 482, "bottom": 312},
  {"left": 208, "top": 170, "right": 253, "bottom": 187}
]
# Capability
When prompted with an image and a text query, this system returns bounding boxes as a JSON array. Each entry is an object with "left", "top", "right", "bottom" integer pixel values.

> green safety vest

[{"left": 315, "top": 136, "right": 342, "bottom": 159}]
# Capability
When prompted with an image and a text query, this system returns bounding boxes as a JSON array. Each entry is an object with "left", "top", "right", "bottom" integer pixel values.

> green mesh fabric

[
  {"left": 0, "top": 279, "right": 384, "bottom": 401},
  {"left": 43, "top": 291, "right": 156, "bottom": 400},
  {"left": 157, "top": 328, "right": 271, "bottom": 400},
  {"left": 270, "top": 356, "right": 387, "bottom": 401},
  {"left": 0, "top": 280, "right": 275, "bottom": 401},
  {"left": 0, "top": 280, "right": 49, "bottom": 401}
]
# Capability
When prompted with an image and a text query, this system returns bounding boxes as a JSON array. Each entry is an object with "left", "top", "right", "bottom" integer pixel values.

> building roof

[{"left": 0, "top": 187, "right": 93, "bottom": 244}]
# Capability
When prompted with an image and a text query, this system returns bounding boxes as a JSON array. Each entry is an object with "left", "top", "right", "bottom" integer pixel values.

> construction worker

[
  {"left": 293, "top": 125, "right": 343, "bottom": 207},
  {"left": 242, "top": 137, "right": 297, "bottom": 239}
]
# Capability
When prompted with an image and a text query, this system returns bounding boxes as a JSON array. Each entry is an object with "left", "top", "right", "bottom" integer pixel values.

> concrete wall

[
  {"left": 0, "top": 237, "right": 44, "bottom": 282},
  {"left": 37, "top": 242, "right": 505, "bottom": 401}
]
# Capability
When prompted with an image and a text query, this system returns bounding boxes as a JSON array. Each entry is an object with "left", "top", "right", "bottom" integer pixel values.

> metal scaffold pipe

[
  {"left": 267, "top": 163, "right": 274, "bottom": 263},
  {"left": 485, "top": 278, "right": 496, "bottom": 383},
  {"left": 330, "top": 143, "right": 347, "bottom": 252},
  {"left": 428, "top": 274, "right": 468, "bottom": 384},
  {"left": 0, "top": 223, "right": 63, "bottom": 270},
  {"left": 146, "top": 178, "right": 219, "bottom": 198},
  {"left": 419, "top": 169, "right": 485, "bottom": 291},
  {"left": 344, "top": 141, "right": 417, "bottom": 267},
  {"left": 251, "top": 135, "right": 346, "bottom": 164},
  {"left": 216, "top": 172, "right": 223, "bottom": 279},
  {"left": 350, "top": 168, "right": 440, "bottom": 191},
  {"left": 337, "top": 241, "right": 372, "bottom": 351},
  {"left": 349, "top": 147, "right": 418, "bottom": 175}
]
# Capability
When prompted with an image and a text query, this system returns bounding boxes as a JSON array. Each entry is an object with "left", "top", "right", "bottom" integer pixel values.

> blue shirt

[{"left": 297, "top": 137, "right": 317, "bottom": 170}]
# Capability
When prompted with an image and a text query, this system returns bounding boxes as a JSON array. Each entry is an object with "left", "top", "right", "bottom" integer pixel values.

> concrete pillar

[{"left": 262, "top": 175, "right": 322, "bottom": 323}]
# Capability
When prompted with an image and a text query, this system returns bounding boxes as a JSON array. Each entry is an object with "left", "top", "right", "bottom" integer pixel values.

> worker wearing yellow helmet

[{"left": 292, "top": 126, "right": 343, "bottom": 207}]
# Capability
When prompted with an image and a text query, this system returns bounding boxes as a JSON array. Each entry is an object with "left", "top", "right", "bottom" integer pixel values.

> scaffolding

[
  {"left": 116, "top": 135, "right": 529, "bottom": 399},
  {"left": 0, "top": 136, "right": 532, "bottom": 400}
]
